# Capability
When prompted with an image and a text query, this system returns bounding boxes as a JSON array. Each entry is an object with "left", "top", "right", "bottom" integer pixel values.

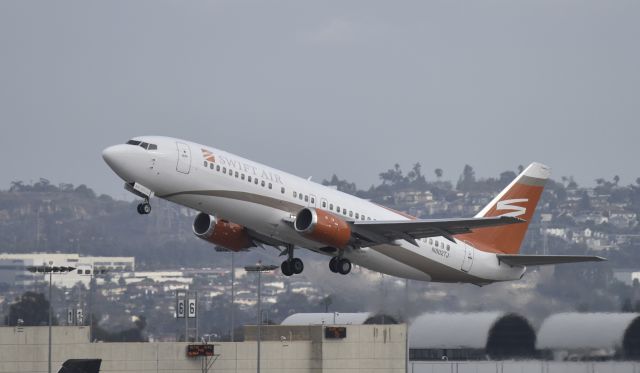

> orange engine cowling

[
  {"left": 294, "top": 208, "right": 351, "bottom": 249},
  {"left": 192, "top": 213, "right": 252, "bottom": 252}
]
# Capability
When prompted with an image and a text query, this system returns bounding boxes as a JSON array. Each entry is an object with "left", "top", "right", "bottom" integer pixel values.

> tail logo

[{"left": 496, "top": 199, "right": 528, "bottom": 217}]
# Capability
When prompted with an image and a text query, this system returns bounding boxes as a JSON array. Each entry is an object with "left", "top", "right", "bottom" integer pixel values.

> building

[
  {"left": 409, "top": 312, "right": 536, "bottom": 360},
  {"left": 537, "top": 313, "right": 640, "bottom": 360},
  {"left": 0, "top": 253, "right": 135, "bottom": 288}
]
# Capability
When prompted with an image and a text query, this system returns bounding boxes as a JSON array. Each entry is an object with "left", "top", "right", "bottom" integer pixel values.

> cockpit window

[{"left": 125, "top": 140, "right": 157, "bottom": 151}]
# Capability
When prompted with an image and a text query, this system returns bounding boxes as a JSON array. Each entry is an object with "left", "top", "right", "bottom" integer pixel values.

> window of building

[
  {"left": 84, "top": 270, "right": 90, "bottom": 275},
  {"left": 77, "top": 269, "right": 82, "bottom": 274}
]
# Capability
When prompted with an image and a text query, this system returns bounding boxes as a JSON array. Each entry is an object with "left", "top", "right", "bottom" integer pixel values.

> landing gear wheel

[
  {"left": 337, "top": 258, "right": 352, "bottom": 275},
  {"left": 329, "top": 257, "right": 339, "bottom": 273},
  {"left": 137, "top": 202, "right": 151, "bottom": 215},
  {"left": 281, "top": 260, "right": 294, "bottom": 276},
  {"left": 291, "top": 258, "right": 304, "bottom": 274}
]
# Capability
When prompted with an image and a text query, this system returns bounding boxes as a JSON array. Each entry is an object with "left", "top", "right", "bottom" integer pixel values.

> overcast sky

[{"left": 1, "top": 0, "right": 638, "bottom": 198}]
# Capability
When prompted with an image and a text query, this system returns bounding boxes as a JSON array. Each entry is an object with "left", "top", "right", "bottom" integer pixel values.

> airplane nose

[{"left": 102, "top": 144, "right": 129, "bottom": 171}]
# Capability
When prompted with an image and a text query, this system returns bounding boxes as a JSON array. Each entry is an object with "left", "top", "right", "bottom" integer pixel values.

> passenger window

[
  {"left": 235, "top": 171, "right": 239, "bottom": 178},
  {"left": 311, "top": 197, "right": 315, "bottom": 204},
  {"left": 305, "top": 195, "right": 309, "bottom": 202},
  {"left": 361, "top": 215, "right": 365, "bottom": 220},
  {"left": 293, "top": 191, "right": 297, "bottom": 198},
  {"left": 329, "top": 204, "right": 333, "bottom": 210},
  {"left": 261, "top": 180, "right": 265, "bottom": 187},
  {"left": 210, "top": 163, "right": 214, "bottom": 169},
  {"left": 148, "top": 144, "right": 157, "bottom": 150},
  {"left": 336, "top": 206, "right": 340, "bottom": 212},
  {"left": 204, "top": 161, "right": 208, "bottom": 167},
  {"left": 299, "top": 194, "right": 303, "bottom": 200},
  {"left": 446, "top": 245, "right": 450, "bottom": 251},
  {"left": 435, "top": 241, "right": 439, "bottom": 247},
  {"left": 349, "top": 211, "right": 353, "bottom": 217},
  {"left": 281, "top": 187, "right": 285, "bottom": 194},
  {"left": 343, "top": 208, "right": 347, "bottom": 215},
  {"left": 322, "top": 201, "right": 327, "bottom": 208},
  {"left": 429, "top": 239, "right": 433, "bottom": 245},
  {"left": 248, "top": 176, "right": 252, "bottom": 182},
  {"left": 223, "top": 167, "right": 227, "bottom": 173},
  {"left": 216, "top": 165, "right": 220, "bottom": 171},
  {"left": 355, "top": 213, "right": 359, "bottom": 219},
  {"left": 254, "top": 178, "right": 258, "bottom": 184},
  {"left": 268, "top": 183, "right": 272, "bottom": 189},
  {"left": 241, "top": 174, "right": 245, "bottom": 180}
]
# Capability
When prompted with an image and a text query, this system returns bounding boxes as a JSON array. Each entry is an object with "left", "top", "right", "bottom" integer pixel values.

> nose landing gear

[
  {"left": 136, "top": 200, "right": 151, "bottom": 215},
  {"left": 329, "top": 256, "right": 351, "bottom": 275}
]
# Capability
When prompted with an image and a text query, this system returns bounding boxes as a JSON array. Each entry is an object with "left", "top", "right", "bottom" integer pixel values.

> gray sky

[{"left": 1, "top": 0, "right": 639, "bottom": 198}]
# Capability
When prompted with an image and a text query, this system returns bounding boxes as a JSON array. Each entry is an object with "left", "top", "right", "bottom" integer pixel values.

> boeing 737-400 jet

[{"left": 103, "top": 136, "right": 604, "bottom": 285}]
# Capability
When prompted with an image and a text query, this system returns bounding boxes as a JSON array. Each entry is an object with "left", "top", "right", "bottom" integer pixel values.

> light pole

[
  {"left": 27, "top": 264, "right": 75, "bottom": 373},
  {"left": 87, "top": 266, "right": 110, "bottom": 342},
  {"left": 244, "top": 261, "right": 277, "bottom": 373}
]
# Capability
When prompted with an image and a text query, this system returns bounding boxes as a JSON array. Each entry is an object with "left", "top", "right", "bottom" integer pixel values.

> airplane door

[
  {"left": 176, "top": 142, "right": 191, "bottom": 174},
  {"left": 461, "top": 242, "right": 474, "bottom": 272}
]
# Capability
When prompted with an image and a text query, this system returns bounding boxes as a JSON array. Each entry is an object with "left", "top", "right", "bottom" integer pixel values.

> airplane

[{"left": 102, "top": 136, "right": 604, "bottom": 285}]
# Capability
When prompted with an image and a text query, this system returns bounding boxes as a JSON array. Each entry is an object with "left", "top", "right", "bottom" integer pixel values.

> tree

[
  {"left": 613, "top": 175, "right": 620, "bottom": 186},
  {"left": 456, "top": 165, "right": 476, "bottom": 191},
  {"left": 7, "top": 292, "right": 56, "bottom": 326},
  {"left": 434, "top": 168, "right": 443, "bottom": 180}
]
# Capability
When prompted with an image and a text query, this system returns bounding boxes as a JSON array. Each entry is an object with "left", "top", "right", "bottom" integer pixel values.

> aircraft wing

[
  {"left": 350, "top": 216, "right": 523, "bottom": 246},
  {"left": 496, "top": 254, "right": 606, "bottom": 266}
]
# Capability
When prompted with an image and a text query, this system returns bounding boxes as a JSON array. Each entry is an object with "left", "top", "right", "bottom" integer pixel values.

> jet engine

[
  {"left": 294, "top": 207, "right": 351, "bottom": 248},
  {"left": 192, "top": 213, "right": 252, "bottom": 252}
]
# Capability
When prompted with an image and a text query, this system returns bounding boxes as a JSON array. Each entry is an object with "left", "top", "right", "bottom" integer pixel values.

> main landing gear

[
  {"left": 281, "top": 246, "right": 304, "bottom": 277},
  {"left": 136, "top": 200, "right": 151, "bottom": 215},
  {"left": 329, "top": 256, "right": 352, "bottom": 275}
]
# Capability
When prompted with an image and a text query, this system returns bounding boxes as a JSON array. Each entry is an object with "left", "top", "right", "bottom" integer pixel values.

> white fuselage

[{"left": 103, "top": 136, "right": 526, "bottom": 284}]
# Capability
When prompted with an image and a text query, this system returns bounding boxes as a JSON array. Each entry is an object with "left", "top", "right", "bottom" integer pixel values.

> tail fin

[{"left": 458, "top": 162, "right": 550, "bottom": 254}]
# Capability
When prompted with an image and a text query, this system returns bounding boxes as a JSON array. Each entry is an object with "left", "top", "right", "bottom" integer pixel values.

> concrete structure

[
  {"left": 0, "top": 253, "right": 135, "bottom": 288},
  {"left": 0, "top": 324, "right": 406, "bottom": 373},
  {"left": 537, "top": 313, "right": 640, "bottom": 360},
  {"left": 409, "top": 312, "right": 536, "bottom": 360},
  {"left": 281, "top": 313, "right": 373, "bottom": 325}
]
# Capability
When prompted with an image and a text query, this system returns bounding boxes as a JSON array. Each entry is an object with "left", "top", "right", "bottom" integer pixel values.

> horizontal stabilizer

[{"left": 497, "top": 254, "right": 606, "bottom": 267}]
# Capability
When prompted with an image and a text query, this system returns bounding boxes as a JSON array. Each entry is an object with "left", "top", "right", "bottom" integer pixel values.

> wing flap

[{"left": 497, "top": 254, "right": 606, "bottom": 266}]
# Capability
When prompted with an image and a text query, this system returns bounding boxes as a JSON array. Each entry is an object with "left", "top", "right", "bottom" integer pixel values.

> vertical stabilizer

[{"left": 457, "top": 162, "right": 550, "bottom": 254}]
